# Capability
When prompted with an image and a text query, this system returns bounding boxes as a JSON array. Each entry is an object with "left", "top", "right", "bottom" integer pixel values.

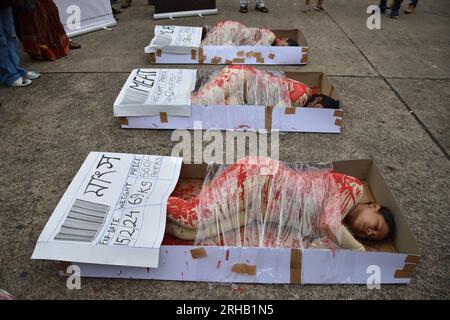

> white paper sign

[
  {"left": 32, "top": 152, "right": 183, "bottom": 268},
  {"left": 145, "top": 25, "right": 202, "bottom": 54},
  {"left": 113, "top": 68, "right": 197, "bottom": 117},
  {"left": 54, "top": 0, "right": 116, "bottom": 37}
]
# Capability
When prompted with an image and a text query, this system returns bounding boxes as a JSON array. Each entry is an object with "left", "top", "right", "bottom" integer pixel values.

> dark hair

[
  {"left": 287, "top": 39, "right": 299, "bottom": 46},
  {"left": 378, "top": 206, "right": 396, "bottom": 238},
  {"left": 306, "top": 94, "right": 340, "bottom": 109}
]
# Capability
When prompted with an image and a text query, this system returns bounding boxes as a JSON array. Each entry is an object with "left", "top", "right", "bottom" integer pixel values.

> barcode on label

[
  {"left": 152, "top": 34, "right": 173, "bottom": 47},
  {"left": 120, "top": 87, "right": 149, "bottom": 105},
  {"left": 54, "top": 199, "right": 110, "bottom": 243}
]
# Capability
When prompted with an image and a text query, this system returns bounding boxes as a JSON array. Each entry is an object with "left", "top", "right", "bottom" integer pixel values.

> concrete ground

[{"left": 0, "top": 0, "right": 449, "bottom": 299}]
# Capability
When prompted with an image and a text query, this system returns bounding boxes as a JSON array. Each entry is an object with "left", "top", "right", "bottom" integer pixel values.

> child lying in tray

[
  {"left": 192, "top": 65, "right": 340, "bottom": 109},
  {"left": 201, "top": 20, "right": 299, "bottom": 47},
  {"left": 164, "top": 157, "right": 396, "bottom": 251}
]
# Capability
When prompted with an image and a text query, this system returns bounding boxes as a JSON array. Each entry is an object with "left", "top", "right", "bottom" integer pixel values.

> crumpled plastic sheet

[
  {"left": 194, "top": 157, "right": 343, "bottom": 251},
  {"left": 191, "top": 65, "right": 311, "bottom": 108},
  {"left": 201, "top": 20, "right": 277, "bottom": 46}
]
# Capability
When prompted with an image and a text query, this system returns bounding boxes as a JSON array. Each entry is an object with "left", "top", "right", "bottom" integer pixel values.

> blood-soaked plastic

[
  {"left": 201, "top": 20, "right": 277, "bottom": 46},
  {"left": 193, "top": 157, "right": 345, "bottom": 251},
  {"left": 191, "top": 65, "right": 311, "bottom": 108}
]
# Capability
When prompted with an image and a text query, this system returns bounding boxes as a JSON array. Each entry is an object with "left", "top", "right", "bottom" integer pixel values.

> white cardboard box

[
  {"left": 48, "top": 157, "right": 419, "bottom": 285},
  {"left": 146, "top": 26, "right": 308, "bottom": 65},
  {"left": 114, "top": 69, "right": 344, "bottom": 133}
]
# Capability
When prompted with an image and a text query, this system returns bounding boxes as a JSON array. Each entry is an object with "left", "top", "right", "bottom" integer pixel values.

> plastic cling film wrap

[
  {"left": 201, "top": 20, "right": 276, "bottom": 46},
  {"left": 193, "top": 157, "right": 344, "bottom": 250},
  {"left": 191, "top": 66, "right": 311, "bottom": 108}
]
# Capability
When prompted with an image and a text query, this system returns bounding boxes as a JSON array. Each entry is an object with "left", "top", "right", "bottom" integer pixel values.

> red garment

[
  {"left": 15, "top": 0, "right": 69, "bottom": 61},
  {"left": 166, "top": 157, "right": 363, "bottom": 248}
]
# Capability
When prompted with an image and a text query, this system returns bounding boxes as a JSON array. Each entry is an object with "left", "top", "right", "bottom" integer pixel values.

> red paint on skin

[{"left": 165, "top": 157, "right": 362, "bottom": 249}]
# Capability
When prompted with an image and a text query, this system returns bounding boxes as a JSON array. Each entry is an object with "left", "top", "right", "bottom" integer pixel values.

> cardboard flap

[
  {"left": 31, "top": 152, "right": 183, "bottom": 268},
  {"left": 145, "top": 25, "right": 202, "bottom": 54},
  {"left": 113, "top": 69, "right": 197, "bottom": 117}
]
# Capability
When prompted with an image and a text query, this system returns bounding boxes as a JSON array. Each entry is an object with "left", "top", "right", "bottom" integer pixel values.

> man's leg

[
  {"left": 390, "top": 0, "right": 404, "bottom": 18},
  {"left": 379, "top": 0, "right": 388, "bottom": 13},
  {"left": 255, "top": 0, "right": 268, "bottom": 12},
  {"left": 405, "top": 0, "right": 418, "bottom": 13},
  {"left": 0, "top": 7, "right": 27, "bottom": 87},
  {"left": 239, "top": 0, "right": 249, "bottom": 13}
]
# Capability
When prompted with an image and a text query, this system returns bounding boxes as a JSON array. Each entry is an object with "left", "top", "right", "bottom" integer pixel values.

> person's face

[
  {"left": 274, "top": 37, "right": 289, "bottom": 46},
  {"left": 347, "top": 203, "right": 389, "bottom": 240}
]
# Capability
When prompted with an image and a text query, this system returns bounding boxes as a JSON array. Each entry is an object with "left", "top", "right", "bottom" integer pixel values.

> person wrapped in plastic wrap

[
  {"left": 192, "top": 65, "right": 340, "bottom": 109},
  {"left": 165, "top": 157, "right": 395, "bottom": 251},
  {"left": 201, "top": 20, "right": 298, "bottom": 47}
]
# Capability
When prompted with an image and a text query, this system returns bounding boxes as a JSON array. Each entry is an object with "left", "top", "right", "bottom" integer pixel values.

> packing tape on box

[
  {"left": 268, "top": 53, "right": 275, "bottom": 60},
  {"left": 334, "top": 119, "right": 343, "bottom": 127},
  {"left": 233, "top": 58, "right": 245, "bottom": 63},
  {"left": 256, "top": 57, "right": 265, "bottom": 64},
  {"left": 300, "top": 48, "right": 308, "bottom": 64},
  {"left": 191, "top": 49, "right": 197, "bottom": 60},
  {"left": 236, "top": 50, "right": 245, "bottom": 57},
  {"left": 285, "top": 107, "right": 296, "bottom": 115},
  {"left": 333, "top": 110, "right": 344, "bottom": 117},
  {"left": 246, "top": 51, "right": 254, "bottom": 58},
  {"left": 160, "top": 112, "right": 168, "bottom": 123},
  {"left": 301, "top": 54, "right": 308, "bottom": 64},
  {"left": 394, "top": 270, "right": 414, "bottom": 279},
  {"left": 231, "top": 263, "right": 257, "bottom": 276},
  {"left": 156, "top": 49, "right": 162, "bottom": 57},
  {"left": 211, "top": 56, "right": 222, "bottom": 64},
  {"left": 190, "top": 248, "right": 208, "bottom": 259},
  {"left": 119, "top": 117, "right": 129, "bottom": 126},
  {"left": 394, "top": 255, "right": 420, "bottom": 278},
  {"left": 405, "top": 255, "right": 420, "bottom": 264},
  {"left": 148, "top": 52, "right": 156, "bottom": 64},
  {"left": 198, "top": 47, "right": 204, "bottom": 64},
  {"left": 265, "top": 106, "right": 273, "bottom": 130},
  {"left": 290, "top": 249, "right": 302, "bottom": 284},
  {"left": 225, "top": 59, "right": 233, "bottom": 65},
  {"left": 253, "top": 52, "right": 262, "bottom": 59}
]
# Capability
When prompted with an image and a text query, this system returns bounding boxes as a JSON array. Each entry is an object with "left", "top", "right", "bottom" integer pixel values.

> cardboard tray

[
  {"left": 148, "top": 29, "right": 308, "bottom": 65},
  {"left": 117, "top": 71, "right": 343, "bottom": 133},
  {"left": 63, "top": 159, "right": 420, "bottom": 285}
]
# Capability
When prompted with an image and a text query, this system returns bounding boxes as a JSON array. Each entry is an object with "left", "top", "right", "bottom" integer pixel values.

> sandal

[
  {"left": 239, "top": 5, "right": 248, "bottom": 13},
  {"left": 255, "top": 5, "right": 269, "bottom": 13},
  {"left": 69, "top": 41, "right": 81, "bottom": 50}
]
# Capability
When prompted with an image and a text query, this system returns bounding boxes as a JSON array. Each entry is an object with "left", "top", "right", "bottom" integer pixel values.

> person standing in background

[
  {"left": 404, "top": 0, "right": 419, "bottom": 14},
  {"left": 121, "top": 0, "right": 132, "bottom": 9},
  {"left": 304, "top": 0, "right": 325, "bottom": 13},
  {"left": 239, "top": 0, "right": 269, "bottom": 13},
  {"left": 12, "top": 0, "right": 81, "bottom": 61},
  {"left": 379, "top": 0, "right": 403, "bottom": 19},
  {"left": 0, "top": 0, "right": 39, "bottom": 87}
]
